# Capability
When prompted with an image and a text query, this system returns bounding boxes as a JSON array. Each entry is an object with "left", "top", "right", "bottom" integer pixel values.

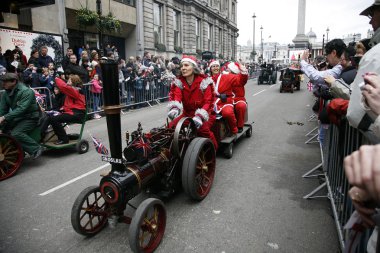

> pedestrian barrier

[{"left": 303, "top": 113, "right": 380, "bottom": 252}]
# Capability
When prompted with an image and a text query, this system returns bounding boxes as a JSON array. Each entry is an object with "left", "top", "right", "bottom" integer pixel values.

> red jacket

[
  {"left": 169, "top": 74, "right": 215, "bottom": 122},
  {"left": 55, "top": 78, "right": 86, "bottom": 115},
  {"left": 212, "top": 73, "right": 238, "bottom": 112},
  {"left": 232, "top": 73, "right": 248, "bottom": 102}
]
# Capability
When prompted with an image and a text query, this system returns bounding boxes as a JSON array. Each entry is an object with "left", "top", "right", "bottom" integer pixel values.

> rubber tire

[
  {"left": 291, "top": 84, "right": 294, "bottom": 93},
  {"left": 269, "top": 78, "right": 272, "bottom": 85},
  {"left": 246, "top": 126, "right": 252, "bottom": 138},
  {"left": 182, "top": 137, "right": 216, "bottom": 200},
  {"left": 128, "top": 198, "right": 166, "bottom": 253},
  {"left": 76, "top": 139, "right": 89, "bottom": 154},
  {"left": 223, "top": 142, "right": 233, "bottom": 159},
  {"left": 71, "top": 186, "right": 108, "bottom": 236}
]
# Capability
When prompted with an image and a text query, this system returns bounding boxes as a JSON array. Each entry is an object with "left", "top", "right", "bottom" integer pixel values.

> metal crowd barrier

[
  {"left": 83, "top": 77, "right": 170, "bottom": 116},
  {"left": 303, "top": 118, "right": 380, "bottom": 252}
]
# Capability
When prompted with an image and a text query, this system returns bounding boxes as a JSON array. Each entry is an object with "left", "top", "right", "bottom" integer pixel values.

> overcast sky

[{"left": 237, "top": 0, "right": 374, "bottom": 46}]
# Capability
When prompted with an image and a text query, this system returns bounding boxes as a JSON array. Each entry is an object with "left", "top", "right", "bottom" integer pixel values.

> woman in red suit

[
  {"left": 167, "top": 55, "right": 217, "bottom": 149},
  {"left": 228, "top": 62, "right": 249, "bottom": 132},
  {"left": 209, "top": 60, "right": 238, "bottom": 135}
]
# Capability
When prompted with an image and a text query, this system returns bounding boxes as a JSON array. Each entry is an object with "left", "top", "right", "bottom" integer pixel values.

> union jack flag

[
  {"left": 33, "top": 89, "right": 46, "bottom": 108},
  {"left": 90, "top": 134, "right": 109, "bottom": 155},
  {"left": 132, "top": 136, "right": 152, "bottom": 158},
  {"left": 307, "top": 82, "right": 313, "bottom": 92}
]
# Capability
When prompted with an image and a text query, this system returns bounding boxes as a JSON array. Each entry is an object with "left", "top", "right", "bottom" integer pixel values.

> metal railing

[{"left": 304, "top": 117, "right": 379, "bottom": 252}]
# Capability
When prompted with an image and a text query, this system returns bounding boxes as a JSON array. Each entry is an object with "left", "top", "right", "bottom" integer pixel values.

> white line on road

[
  {"left": 252, "top": 89, "right": 266, "bottom": 96},
  {"left": 39, "top": 163, "right": 110, "bottom": 196},
  {"left": 269, "top": 84, "right": 278, "bottom": 89}
]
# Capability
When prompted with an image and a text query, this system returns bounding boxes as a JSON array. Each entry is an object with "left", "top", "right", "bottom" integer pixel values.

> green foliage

[
  {"left": 155, "top": 43, "right": 166, "bottom": 52},
  {"left": 76, "top": 8, "right": 98, "bottom": 27},
  {"left": 218, "top": 53, "right": 224, "bottom": 59},
  {"left": 174, "top": 46, "right": 183, "bottom": 53},
  {"left": 99, "top": 13, "right": 121, "bottom": 32}
]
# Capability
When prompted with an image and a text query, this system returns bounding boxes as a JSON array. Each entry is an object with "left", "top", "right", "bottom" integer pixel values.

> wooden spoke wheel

[
  {"left": 172, "top": 117, "right": 197, "bottom": 157},
  {"left": 0, "top": 134, "right": 24, "bottom": 181},
  {"left": 182, "top": 137, "right": 216, "bottom": 200},
  {"left": 71, "top": 186, "right": 109, "bottom": 236},
  {"left": 129, "top": 198, "right": 166, "bottom": 253}
]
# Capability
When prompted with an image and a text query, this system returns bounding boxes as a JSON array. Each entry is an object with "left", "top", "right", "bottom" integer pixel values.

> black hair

[
  {"left": 325, "top": 39, "right": 347, "bottom": 57},
  {"left": 360, "top": 38, "right": 371, "bottom": 51},
  {"left": 343, "top": 46, "right": 356, "bottom": 60}
]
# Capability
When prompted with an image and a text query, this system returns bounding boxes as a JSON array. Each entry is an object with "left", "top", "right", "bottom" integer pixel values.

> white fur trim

[
  {"left": 174, "top": 79, "right": 183, "bottom": 90},
  {"left": 167, "top": 101, "right": 183, "bottom": 112},
  {"left": 200, "top": 77, "right": 213, "bottom": 91},
  {"left": 181, "top": 57, "right": 197, "bottom": 66},
  {"left": 209, "top": 60, "right": 220, "bottom": 67},
  {"left": 228, "top": 62, "right": 240, "bottom": 74},
  {"left": 195, "top": 108, "right": 209, "bottom": 122}
]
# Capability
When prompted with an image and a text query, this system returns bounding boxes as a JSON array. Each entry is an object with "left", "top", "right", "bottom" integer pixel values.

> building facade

[
  {"left": 1, "top": 0, "right": 237, "bottom": 61},
  {"left": 140, "top": 0, "right": 238, "bottom": 60}
]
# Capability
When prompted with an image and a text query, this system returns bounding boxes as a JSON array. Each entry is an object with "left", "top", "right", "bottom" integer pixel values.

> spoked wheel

[
  {"left": 0, "top": 134, "right": 24, "bottom": 181},
  {"left": 129, "top": 198, "right": 166, "bottom": 253},
  {"left": 182, "top": 137, "right": 216, "bottom": 200},
  {"left": 172, "top": 117, "right": 197, "bottom": 157},
  {"left": 71, "top": 186, "right": 109, "bottom": 236}
]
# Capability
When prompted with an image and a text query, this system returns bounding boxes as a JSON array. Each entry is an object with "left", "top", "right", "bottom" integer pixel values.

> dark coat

[
  {"left": 66, "top": 63, "right": 89, "bottom": 83},
  {"left": 340, "top": 66, "right": 357, "bottom": 85}
]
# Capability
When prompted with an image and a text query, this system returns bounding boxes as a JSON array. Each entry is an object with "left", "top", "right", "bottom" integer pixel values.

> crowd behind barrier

[{"left": 304, "top": 108, "right": 380, "bottom": 252}]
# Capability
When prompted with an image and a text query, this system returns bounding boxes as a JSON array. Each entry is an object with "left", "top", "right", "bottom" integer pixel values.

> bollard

[{"left": 100, "top": 58, "right": 124, "bottom": 172}]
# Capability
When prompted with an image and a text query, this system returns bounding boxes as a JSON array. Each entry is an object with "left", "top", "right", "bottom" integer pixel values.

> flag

[
  {"left": 89, "top": 134, "right": 109, "bottom": 155},
  {"left": 33, "top": 89, "right": 46, "bottom": 107},
  {"left": 307, "top": 82, "right": 313, "bottom": 92},
  {"left": 132, "top": 136, "right": 152, "bottom": 158}
]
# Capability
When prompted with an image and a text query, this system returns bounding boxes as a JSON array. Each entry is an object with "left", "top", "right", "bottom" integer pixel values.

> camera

[
  {"left": 317, "top": 61, "right": 327, "bottom": 69},
  {"left": 358, "top": 81, "right": 366, "bottom": 91}
]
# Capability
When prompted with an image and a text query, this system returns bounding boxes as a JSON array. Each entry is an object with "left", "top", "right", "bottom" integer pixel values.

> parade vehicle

[
  {"left": 258, "top": 63, "right": 277, "bottom": 85},
  {"left": 71, "top": 59, "right": 216, "bottom": 253},
  {"left": 0, "top": 101, "right": 89, "bottom": 181},
  {"left": 279, "top": 67, "right": 303, "bottom": 93},
  {"left": 212, "top": 109, "right": 253, "bottom": 159}
]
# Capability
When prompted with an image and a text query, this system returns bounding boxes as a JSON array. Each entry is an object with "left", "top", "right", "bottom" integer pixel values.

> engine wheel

[
  {"left": 129, "top": 198, "right": 166, "bottom": 253},
  {"left": 172, "top": 117, "right": 197, "bottom": 157},
  {"left": 0, "top": 134, "right": 24, "bottom": 181},
  {"left": 246, "top": 126, "right": 253, "bottom": 138},
  {"left": 182, "top": 137, "right": 216, "bottom": 200},
  {"left": 76, "top": 139, "right": 89, "bottom": 154},
  {"left": 71, "top": 186, "right": 109, "bottom": 236},
  {"left": 223, "top": 142, "right": 233, "bottom": 159}
]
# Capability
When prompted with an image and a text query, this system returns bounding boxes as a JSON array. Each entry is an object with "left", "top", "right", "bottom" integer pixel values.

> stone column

[
  {"left": 297, "top": 0, "right": 306, "bottom": 36},
  {"left": 136, "top": 0, "right": 145, "bottom": 57}
]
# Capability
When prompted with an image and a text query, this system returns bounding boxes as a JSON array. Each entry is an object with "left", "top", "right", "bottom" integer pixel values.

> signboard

[
  {"left": 201, "top": 51, "right": 215, "bottom": 61},
  {"left": 0, "top": 27, "right": 64, "bottom": 66}
]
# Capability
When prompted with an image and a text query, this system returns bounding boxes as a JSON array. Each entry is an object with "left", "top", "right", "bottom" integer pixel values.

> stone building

[{"left": 0, "top": 0, "right": 237, "bottom": 60}]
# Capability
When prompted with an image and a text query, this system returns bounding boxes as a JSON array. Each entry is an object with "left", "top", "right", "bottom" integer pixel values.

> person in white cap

[
  {"left": 209, "top": 60, "right": 238, "bottom": 135},
  {"left": 227, "top": 62, "right": 249, "bottom": 133},
  {"left": 167, "top": 55, "right": 218, "bottom": 149}
]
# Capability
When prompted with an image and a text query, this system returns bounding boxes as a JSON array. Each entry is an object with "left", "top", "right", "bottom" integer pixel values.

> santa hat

[
  {"left": 227, "top": 62, "right": 241, "bottom": 74},
  {"left": 181, "top": 55, "right": 197, "bottom": 66},
  {"left": 209, "top": 59, "right": 220, "bottom": 68}
]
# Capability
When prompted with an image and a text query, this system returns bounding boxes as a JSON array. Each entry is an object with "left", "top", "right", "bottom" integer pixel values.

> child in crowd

[{"left": 90, "top": 73, "right": 103, "bottom": 119}]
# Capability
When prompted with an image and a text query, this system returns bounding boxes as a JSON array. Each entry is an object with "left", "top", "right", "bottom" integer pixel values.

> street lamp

[
  {"left": 96, "top": 0, "right": 103, "bottom": 55},
  {"left": 353, "top": 33, "right": 357, "bottom": 42},
  {"left": 326, "top": 27, "right": 330, "bottom": 42},
  {"left": 260, "top": 25, "right": 263, "bottom": 63},
  {"left": 322, "top": 34, "right": 325, "bottom": 53},
  {"left": 252, "top": 13, "right": 256, "bottom": 62}
]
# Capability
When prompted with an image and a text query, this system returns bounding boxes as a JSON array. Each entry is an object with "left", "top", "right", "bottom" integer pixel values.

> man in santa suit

[
  {"left": 228, "top": 62, "right": 249, "bottom": 133},
  {"left": 167, "top": 55, "right": 217, "bottom": 149},
  {"left": 209, "top": 60, "right": 238, "bottom": 135}
]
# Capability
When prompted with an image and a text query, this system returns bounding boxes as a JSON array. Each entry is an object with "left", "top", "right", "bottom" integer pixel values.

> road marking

[
  {"left": 252, "top": 90, "right": 266, "bottom": 96},
  {"left": 39, "top": 163, "right": 110, "bottom": 196},
  {"left": 269, "top": 83, "right": 278, "bottom": 89}
]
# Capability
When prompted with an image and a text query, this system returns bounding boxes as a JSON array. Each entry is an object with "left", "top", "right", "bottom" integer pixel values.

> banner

[{"left": 0, "top": 28, "right": 64, "bottom": 66}]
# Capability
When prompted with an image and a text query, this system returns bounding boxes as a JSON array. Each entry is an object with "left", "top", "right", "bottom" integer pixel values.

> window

[
  {"left": 115, "top": 0, "right": 136, "bottom": 7},
  {"left": 196, "top": 18, "right": 201, "bottom": 49},
  {"left": 207, "top": 23, "right": 213, "bottom": 50},
  {"left": 232, "top": 2, "right": 236, "bottom": 22},
  {"left": 153, "top": 2, "right": 163, "bottom": 45},
  {"left": 173, "top": 11, "right": 181, "bottom": 47}
]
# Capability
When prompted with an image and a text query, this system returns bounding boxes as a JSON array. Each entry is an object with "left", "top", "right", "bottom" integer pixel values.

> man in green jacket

[{"left": 0, "top": 73, "right": 43, "bottom": 159}]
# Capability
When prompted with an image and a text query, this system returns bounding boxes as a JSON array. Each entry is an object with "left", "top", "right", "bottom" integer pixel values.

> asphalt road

[{"left": 0, "top": 76, "right": 339, "bottom": 253}]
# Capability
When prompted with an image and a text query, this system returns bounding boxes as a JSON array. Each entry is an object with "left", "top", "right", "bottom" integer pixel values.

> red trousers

[
  {"left": 220, "top": 106, "right": 238, "bottom": 134},
  {"left": 234, "top": 101, "right": 247, "bottom": 128},
  {"left": 169, "top": 114, "right": 218, "bottom": 150}
]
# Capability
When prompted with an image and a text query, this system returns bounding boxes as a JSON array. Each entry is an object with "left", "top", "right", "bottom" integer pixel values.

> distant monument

[{"left": 292, "top": 0, "right": 309, "bottom": 48}]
